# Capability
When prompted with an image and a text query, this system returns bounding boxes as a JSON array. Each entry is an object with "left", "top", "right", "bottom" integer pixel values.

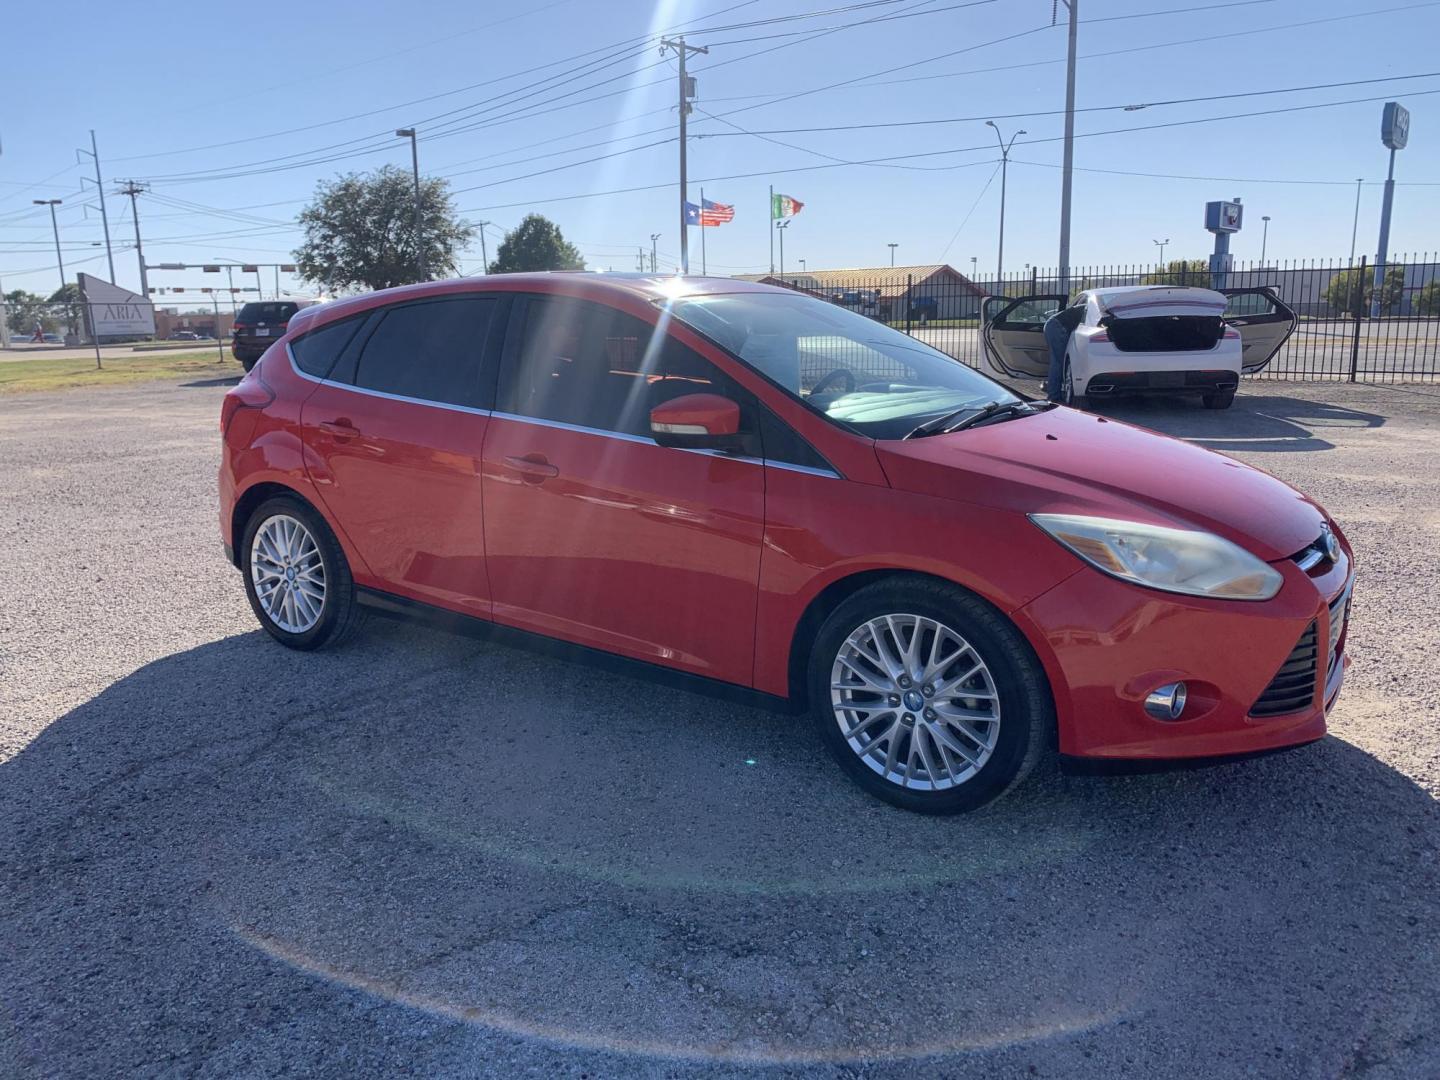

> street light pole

[
  {"left": 34, "top": 200, "right": 66, "bottom": 294},
  {"left": 799, "top": 258, "right": 807, "bottom": 273},
  {"left": 888, "top": 242, "right": 898, "bottom": 267},
  {"left": 1349, "top": 178, "right": 1363, "bottom": 264},
  {"left": 1152, "top": 238, "right": 1169, "bottom": 266},
  {"left": 1260, "top": 216, "right": 1271, "bottom": 265},
  {"left": 396, "top": 128, "right": 424, "bottom": 281},
  {"left": 985, "top": 121, "right": 1025, "bottom": 286},
  {"left": 650, "top": 233, "right": 661, "bottom": 273}
]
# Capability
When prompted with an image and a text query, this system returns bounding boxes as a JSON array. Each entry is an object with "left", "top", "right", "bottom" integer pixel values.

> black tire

[
  {"left": 807, "top": 577, "right": 1051, "bottom": 814},
  {"left": 240, "top": 353, "right": 259, "bottom": 373},
  {"left": 1202, "top": 389, "right": 1235, "bottom": 410},
  {"left": 1061, "top": 357, "right": 1086, "bottom": 409},
  {"left": 239, "top": 495, "right": 366, "bottom": 650}
]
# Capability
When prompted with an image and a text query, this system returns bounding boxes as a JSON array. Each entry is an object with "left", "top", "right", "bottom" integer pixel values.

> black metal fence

[{"left": 766, "top": 254, "right": 1440, "bottom": 383}]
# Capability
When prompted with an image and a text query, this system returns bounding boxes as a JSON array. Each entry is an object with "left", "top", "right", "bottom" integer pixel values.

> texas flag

[{"left": 685, "top": 198, "right": 736, "bottom": 227}]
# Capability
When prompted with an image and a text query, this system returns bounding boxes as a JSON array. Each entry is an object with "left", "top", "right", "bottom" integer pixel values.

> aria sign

[
  {"left": 1382, "top": 101, "right": 1410, "bottom": 151},
  {"left": 78, "top": 273, "right": 156, "bottom": 337}
]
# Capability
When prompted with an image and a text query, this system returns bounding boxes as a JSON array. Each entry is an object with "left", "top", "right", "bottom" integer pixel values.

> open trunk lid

[{"left": 1097, "top": 286, "right": 1227, "bottom": 319}]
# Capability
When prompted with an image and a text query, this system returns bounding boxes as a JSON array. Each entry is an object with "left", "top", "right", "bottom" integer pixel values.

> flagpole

[
  {"left": 768, "top": 184, "right": 774, "bottom": 275},
  {"left": 700, "top": 187, "right": 707, "bottom": 276}
]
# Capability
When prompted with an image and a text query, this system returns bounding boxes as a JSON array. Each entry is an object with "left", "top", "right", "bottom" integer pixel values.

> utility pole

[
  {"left": 117, "top": 181, "right": 149, "bottom": 297},
  {"left": 476, "top": 220, "right": 492, "bottom": 274},
  {"left": 888, "top": 242, "right": 898, "bottom": 267},
  {"left": 699, "top": 187, "right": 707, "bottom": 275},
  {"left": 637, "top": 247, "right": 646, "bottom": 271},
  {"left": 985, "top": 121, "right": 1025, "bottom": 285},
  {"left": 769, "top": 184, "right": 775, "bottom": 274},
  {"left": 661, "top": 36, "right": 707, "bottom": 275},
  {"left": 78, "top": 131, "right": 116, "bottom": 283},
  {"left": 650, "top": 233, "right": 661, "bottom": 273},
  {"left": 1349, "top": 179, "right": 1363, "bottom": 264},
  {"left": 776, "top": 220, "right": 789, "bottom": 276},
  {"left": 33, "top": 199, "right": 66, "bottom": 294},
  {"left": 223, "top": 264, "right": 238, "bottom": 314},
  {"left": 396, "top": 128, "right": 424, "bottom": 281},
  {"left": 1152, "top": 238, "right": 1169, "bottom": 266},
  {"left": 1260, "top": 216, "right": 1271, "bottom": 265},
  {"left": 1056, "top": 0, "right": 1078, "bottom": 294}
]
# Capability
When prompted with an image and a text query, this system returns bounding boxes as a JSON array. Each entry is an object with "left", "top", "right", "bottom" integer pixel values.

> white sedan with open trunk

[{"left": 982, "top": 285, "right": 1297, "bottom": 409}]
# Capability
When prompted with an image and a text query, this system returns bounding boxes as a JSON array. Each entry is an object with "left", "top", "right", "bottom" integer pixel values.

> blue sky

[{"left": 3, "top": 0, "right": 1439, "bottom": 301}]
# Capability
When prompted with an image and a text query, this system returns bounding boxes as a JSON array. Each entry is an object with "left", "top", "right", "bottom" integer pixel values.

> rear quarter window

[{"left": 289, "top": 315, "right": 367, "bottom": 379}]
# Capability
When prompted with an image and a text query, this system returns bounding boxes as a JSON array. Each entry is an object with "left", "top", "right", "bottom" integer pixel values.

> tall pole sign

[
  {"left": 1371, "top": 101, "right": 1409, "bottom": 318},
  {"left": 1204, "top": 197, "right": 1243, "bottom": 290}
]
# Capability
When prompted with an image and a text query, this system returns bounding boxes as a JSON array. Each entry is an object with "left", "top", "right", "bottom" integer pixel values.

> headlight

[{"left": 1030, "top": 513, "right": 1283, "bottom": 601}]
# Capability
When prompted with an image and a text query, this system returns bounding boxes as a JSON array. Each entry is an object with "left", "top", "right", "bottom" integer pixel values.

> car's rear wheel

[
  {"left": 1062, "top": 358, "right": 1086, "bottom": 409},
  {"left": 240, "top": 496, "right": 365, "bottom": 650},
  {"left": 1202, "top": 389, "right": 1236, "bottom": 410},
  {"left": 808, "top": 578, "right": 1050, "bottom": 814}
]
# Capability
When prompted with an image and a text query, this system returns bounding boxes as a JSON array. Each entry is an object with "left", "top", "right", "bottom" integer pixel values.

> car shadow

[
  {"left": 1082, "top": 392, "right": 1386, "bottom": 453},
  {"left": 3, "top": 621, "right": 1437, "bottom": 1075}
]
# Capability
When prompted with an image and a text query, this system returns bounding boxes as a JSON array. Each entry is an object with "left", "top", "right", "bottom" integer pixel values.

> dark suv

[{"left": 231, "top": 301, "right": 304, "bottom": 370}]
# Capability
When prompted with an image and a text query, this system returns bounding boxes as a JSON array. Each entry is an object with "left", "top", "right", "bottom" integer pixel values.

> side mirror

[{"left": 650, "top": 393, "right": 743, "bottom": 451}]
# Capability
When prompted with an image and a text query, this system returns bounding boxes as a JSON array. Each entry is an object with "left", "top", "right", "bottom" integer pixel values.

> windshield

[{"left": 667, "top": 291, "right": 1018, "bottom": 439}]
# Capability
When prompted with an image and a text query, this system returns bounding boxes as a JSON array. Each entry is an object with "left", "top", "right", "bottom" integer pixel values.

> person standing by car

[{"left": 1043, "top": 301, "right": 1085, "bottom": 401}]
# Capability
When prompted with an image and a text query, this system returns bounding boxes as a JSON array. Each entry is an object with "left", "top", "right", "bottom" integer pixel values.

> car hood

[{"left": 875, "top": 407, "right": 1324, "bottom": 562}]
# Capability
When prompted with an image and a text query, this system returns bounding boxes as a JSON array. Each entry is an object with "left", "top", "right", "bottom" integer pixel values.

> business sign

[
  {"left": 1204, "top": 200, "right": 1243, "bottom": 233},
  {"left": 241, "top": 264, "right": 259, "bottom": 273},
  {"left": 1382, "top": 101, "right": 1410, "bottom": 150},
  {"left": 78, "top": 273, "right": 156, "bottom": 337}
]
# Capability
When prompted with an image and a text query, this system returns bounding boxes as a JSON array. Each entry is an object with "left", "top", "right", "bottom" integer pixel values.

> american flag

[{"left": 686, "top": 198, "right": 735, "bottom": 227}]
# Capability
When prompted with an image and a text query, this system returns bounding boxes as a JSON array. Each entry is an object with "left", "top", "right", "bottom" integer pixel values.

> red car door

[
  {"left": 301, "top": 295, "right": 504, "bottom": 617},
  {"left": 481, "top": 295, "right": 765, "bottom": 685}
]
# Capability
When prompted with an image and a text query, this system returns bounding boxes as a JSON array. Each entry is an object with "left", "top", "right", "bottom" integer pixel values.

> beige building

[{"left": 736, "top": 264, "right": 985, "bottom": 320}]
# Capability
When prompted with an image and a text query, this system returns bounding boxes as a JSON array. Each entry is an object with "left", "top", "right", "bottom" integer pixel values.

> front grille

[
  {"left": 1250, "top": 621, "right": 1319, "bottom": 717},
  {"left": 1327, "top": 585, "right": 1352, "bottom": 680}
]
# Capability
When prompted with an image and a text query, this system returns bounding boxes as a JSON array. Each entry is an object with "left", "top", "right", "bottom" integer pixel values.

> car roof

[{"left": 285, "top": 273, "right": 788, "bottom": 335}]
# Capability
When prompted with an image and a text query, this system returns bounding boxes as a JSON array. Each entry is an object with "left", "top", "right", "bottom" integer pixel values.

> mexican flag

[{"left": 771, "top": 193, "right": 803, "bottom": 219}]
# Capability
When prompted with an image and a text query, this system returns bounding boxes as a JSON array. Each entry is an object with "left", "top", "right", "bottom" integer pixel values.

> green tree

[
  {"left": 1410, "top": 279, "right": 1440, "bottom": 316},
  {"left": 489, "top": 214, "right": 584, "bottom": 274},
  {"left": 1324, "top": 265, "right": 1405, "bottom": 316},
  {"left": 1142, "top": 259, "right": 1209, "bottom": 286},
  {"left": 3, "top": 289, "right": 54, "bottom": 336},
  {"left": 294, "top": 165, "right": 474, "bottom": 293}
]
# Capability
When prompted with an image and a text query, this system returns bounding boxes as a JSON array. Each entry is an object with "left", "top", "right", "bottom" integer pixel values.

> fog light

[{"left": 1144, "top": 682, "right": 1188, "bottom": 720}]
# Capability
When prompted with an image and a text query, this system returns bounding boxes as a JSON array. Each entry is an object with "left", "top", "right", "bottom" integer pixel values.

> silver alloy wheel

[
  {"left": 250, "top": 514, "right": 326, "bottom": 634},
  {"left": 830, "top": 613, "right": 1001, "bottom": 791}
]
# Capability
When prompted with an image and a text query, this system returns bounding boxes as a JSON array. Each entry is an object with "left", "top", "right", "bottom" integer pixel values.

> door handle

[
  {"left": 503, "top": 454, "right": 559, "bottom": 482},
  {"left": 319, "top": 418, "right": 359, "bottom": 438}
]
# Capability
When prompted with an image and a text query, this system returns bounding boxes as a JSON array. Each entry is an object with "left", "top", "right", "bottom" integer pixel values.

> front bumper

[{"left": 1017, "top": 550, "right": 1352, "bottom": 760}]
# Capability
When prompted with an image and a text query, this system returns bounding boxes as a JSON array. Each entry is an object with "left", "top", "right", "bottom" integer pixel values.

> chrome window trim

[{"left": 285, "top": 344, "right": 493, "bottom": 418}]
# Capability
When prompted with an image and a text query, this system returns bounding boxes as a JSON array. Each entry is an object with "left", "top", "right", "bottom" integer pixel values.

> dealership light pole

[
  {"left": 1260, "top": 216, "right": 1271, "bottom": 264},
  {"left": 985, "top": 120, "right": 1025, "bottom": 286},
  {"left": 1056, "top": 0, "right": 1078, "bottom": 293},
  {"left": 396, "top": 128, "right": 424, "bottom": 282},
  {"left": 33, "top": 199, "right": 66, "bottom": 294},
  {"left": 799, "top": 258, "right": 806, "bottom": 272},
  {"left": 1152, "top": 238, "right": 1169, "bottom": 266},
  {"left": 888, "top": 242, "right": 898, "bottom": 267},
  {"left": 650, "top": 233, "right": 661, "bottom": 273}
]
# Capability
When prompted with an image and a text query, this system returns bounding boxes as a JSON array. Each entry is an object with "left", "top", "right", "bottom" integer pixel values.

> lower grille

[
  {"left": 1250, "top": 621, "right": 1319, "bottom": 717},
  {"left": 1327, "top": 585, "right": 1352, "bottom": 681}
]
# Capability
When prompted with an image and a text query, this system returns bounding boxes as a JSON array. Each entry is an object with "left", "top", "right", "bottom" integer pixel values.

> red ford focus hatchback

[{"left": 218, "top": 274, "right": 1353, "bottom": 813}]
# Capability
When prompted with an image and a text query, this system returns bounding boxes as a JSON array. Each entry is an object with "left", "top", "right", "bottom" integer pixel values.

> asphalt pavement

[{"left": 1, "top": 376, "right": 1438, "bottom": 1078}]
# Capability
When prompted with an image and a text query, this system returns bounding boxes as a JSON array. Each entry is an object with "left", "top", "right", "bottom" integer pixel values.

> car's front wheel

[
  {"left": 808, "top": 578, "right": 1050, "bottom": 814},
  {"left": 240, "top": 495, "right": 365, "bottom": 650}
]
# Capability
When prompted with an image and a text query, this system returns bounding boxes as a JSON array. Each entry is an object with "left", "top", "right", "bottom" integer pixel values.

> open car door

[
  {"left": 981, "top": 294, "right": 1067, "bottom": 378},
  {"left": 1221, "top": 287, "right": 1297, "bottom": 374}
]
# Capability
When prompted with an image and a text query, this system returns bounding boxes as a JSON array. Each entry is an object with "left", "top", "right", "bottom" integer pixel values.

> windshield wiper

[{"left": 903, "top": 399, "right": 1053, "bottom": 439}]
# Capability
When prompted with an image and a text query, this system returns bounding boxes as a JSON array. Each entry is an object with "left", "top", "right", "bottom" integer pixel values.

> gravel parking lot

[{"left": 2, "top": 376, "right": 1438, "bottom": 1079}]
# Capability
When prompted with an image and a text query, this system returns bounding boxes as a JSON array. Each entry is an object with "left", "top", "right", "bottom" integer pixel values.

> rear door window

[{"left": 352, "top": 297, "right": 498, "bottom": 408}]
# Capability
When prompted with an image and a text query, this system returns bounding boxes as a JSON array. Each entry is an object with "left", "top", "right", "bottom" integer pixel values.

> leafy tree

[
  {"left": 3, "top": 289, "right": 54, "bottom": 336},
  {"left": 1142, "top": 259, "right": 1209, "bottom": 286},
  {"left": 489, "top": 214, "right": 584, "bottom": 274},
  {"left": 48, "top": 283, "right": 84, "bottom": 333},
  {"left": 294, "top": 165, "right": 474, "bottom": 293},
  {"left": 1410, "top": 279, "right": 1440, "bottom": 316},
  {"left": 1324, "top": 265, "right": 1405, "bottom": 316}
]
